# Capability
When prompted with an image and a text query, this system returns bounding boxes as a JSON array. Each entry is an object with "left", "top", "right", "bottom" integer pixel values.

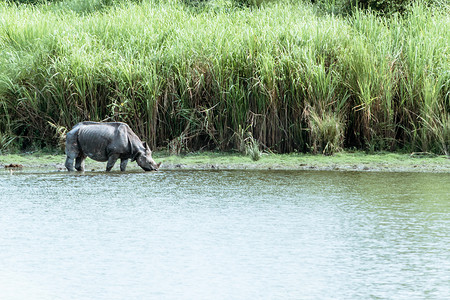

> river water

[{"left": 1, "top": 169, "right": 449, "bottom": 299}]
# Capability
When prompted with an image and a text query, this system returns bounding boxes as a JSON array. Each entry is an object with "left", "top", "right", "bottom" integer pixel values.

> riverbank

[
  {"left": 1, "top": 1, "right": 449, "bottom": 155},
  {"left": 1, "top": 151, "right": 449, "bottom": 173}
]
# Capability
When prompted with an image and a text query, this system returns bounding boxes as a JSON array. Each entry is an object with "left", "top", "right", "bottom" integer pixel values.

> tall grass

[{"left": 0, "top": 0, "right": 448, "bottom": 154}]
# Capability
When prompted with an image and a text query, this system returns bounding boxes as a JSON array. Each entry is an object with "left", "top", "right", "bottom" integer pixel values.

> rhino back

[{"left": 77, "top": 123, "right": 130, "bottom": 161}]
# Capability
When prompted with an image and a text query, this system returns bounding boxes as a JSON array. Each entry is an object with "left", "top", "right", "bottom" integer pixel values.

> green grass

[{"left": 0, "top": 0, "right": 449, "bottom": 154}]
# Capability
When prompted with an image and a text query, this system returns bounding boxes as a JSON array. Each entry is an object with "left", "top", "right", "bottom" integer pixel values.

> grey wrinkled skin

[{"left": 65, "top": 121, "right": 161, "bottom": 172}]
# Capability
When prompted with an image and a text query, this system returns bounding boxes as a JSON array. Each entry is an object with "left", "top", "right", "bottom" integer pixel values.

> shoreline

[{"left": 1, "top": 151, "right": 449, "bottom": 173}]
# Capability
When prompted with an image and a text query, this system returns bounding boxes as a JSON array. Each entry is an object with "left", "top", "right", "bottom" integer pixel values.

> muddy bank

[
  {"left": 1, "top": 152, "right": 449, "bottom": 173},
  {"left": 161, "top": 162, "right": 450, "bottom": 173}
]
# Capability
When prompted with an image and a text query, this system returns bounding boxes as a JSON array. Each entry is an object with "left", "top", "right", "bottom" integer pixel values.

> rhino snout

[
  {"left": 142, "top": 161, "right": 161, "bottom": 172},
  {"left": 151, "top": 162, "right": 162, "bottom": 171}
]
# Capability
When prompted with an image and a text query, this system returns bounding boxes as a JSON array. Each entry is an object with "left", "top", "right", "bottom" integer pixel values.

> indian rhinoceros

[{"left": 65, "top": 121, "right": 161, "bottom": 172}]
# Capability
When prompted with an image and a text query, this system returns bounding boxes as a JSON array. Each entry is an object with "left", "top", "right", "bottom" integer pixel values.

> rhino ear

[{"left": 143, "top": 141, "right": 151, "bottom": 153}]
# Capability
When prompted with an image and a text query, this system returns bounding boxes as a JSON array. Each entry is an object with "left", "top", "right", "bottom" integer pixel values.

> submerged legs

[
  {"left": 66, "top": 152, "right": 129, "bottom": 172},
  {"left": 65, "top": 154, "right": 86, "bottom": 172}
]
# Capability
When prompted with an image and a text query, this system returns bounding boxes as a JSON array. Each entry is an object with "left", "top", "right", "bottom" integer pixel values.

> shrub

[
  {"left": 347, "top": 0, "right": 412, "bottom": 13},
  {"left": 314, "top": 0, "right": 419, "bottom": 15},
  {"left": 306, "top": 106, "right": 345, "bottom": 155}
]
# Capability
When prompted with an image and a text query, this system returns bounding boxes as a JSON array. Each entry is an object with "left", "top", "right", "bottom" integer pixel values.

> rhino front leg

[
  {"left": 120, "top": 159, "right": 128, "bottom": 172},
  {"left": 106, "top": 154, "right": 119, "bottom": 172}
]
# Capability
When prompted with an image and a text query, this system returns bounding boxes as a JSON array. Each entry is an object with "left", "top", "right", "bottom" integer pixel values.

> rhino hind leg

[
  {"left": 65, "top": 156, "right": 75, "bottom": 172},
  {"left": 65, "top": 128, "right": 81, "bottom": 172},
  {"left": 75, "top": 155, "right": 87, "bottom": 172}
]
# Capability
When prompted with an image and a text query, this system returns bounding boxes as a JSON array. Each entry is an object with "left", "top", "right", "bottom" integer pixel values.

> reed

[{"left": 0, "top": 0, "right": 448, "bottom": 154}]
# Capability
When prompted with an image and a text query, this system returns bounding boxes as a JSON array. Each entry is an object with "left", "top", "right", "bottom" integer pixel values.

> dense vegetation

[{"left": 0, "top": 0, "right": 449, "bottom": 155}]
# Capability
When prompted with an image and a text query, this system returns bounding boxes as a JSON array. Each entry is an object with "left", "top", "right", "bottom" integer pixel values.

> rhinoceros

[{"left": 65, "top": 121, "right": 161, "bottom": 172}]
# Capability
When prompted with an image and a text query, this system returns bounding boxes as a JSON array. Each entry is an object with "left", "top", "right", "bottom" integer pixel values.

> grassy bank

[
  {"left": 0, "top": 0, "right": 449, "bottom": 154},
  {"left": 1, "top": 151, "right": 449, "bottom": 173}
]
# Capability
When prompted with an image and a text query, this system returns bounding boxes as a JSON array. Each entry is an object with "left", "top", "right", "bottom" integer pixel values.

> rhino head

[{"left": 136, "top": 142, "right": 161, "bottom": 171}]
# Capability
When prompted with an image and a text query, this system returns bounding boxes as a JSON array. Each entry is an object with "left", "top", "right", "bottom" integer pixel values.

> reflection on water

[{"left": 1, "top": 170, "right": 449, "bottom": 299}]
